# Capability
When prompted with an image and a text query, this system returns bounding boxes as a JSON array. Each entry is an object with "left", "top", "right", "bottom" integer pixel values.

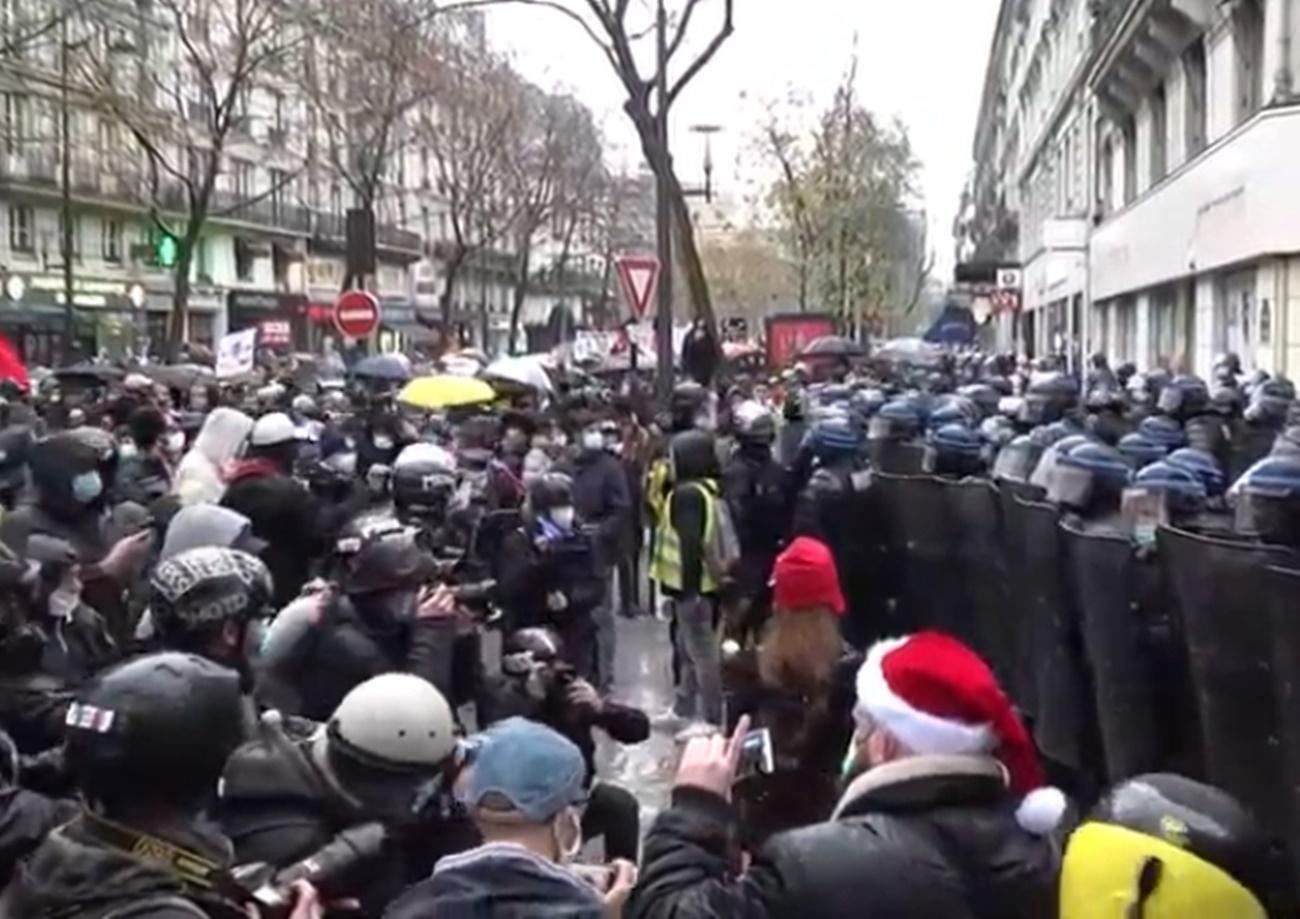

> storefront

[
  {"left": 227, "top": 290, "right": 309, "bottom": 351},
  {"left": 0, "top": 273, "right": 152, "bottom": 364}
]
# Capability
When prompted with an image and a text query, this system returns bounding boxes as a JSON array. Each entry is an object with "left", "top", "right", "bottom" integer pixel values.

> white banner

[{"left": 216, "top": 327, "right": 257, "bottom": 379}]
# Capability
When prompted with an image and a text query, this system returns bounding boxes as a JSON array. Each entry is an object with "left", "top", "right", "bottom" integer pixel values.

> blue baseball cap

[{"left": 459, "top": 718, "right": 587, "bottom": 823}]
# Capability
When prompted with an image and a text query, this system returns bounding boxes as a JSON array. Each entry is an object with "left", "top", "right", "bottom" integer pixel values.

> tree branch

[{"left": 668, "top": 0, "right": 733, "bottom": 105}]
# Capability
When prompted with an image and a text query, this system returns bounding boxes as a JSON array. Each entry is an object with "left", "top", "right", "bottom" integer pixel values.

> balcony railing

[{"left": 310, "top": 210, "right": 421, "bottom": 254}]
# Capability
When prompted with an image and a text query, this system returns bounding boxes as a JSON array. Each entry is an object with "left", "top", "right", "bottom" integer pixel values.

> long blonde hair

[{"left": 757, "top": 606, "right": 843, "bottom": 700}]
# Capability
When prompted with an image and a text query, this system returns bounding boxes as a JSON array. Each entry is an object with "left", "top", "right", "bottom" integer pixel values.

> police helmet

[
  {"left": 1166, "top": 448, "right": 1227, "bottom": 498},
  {"left": 734, "top": 401, "right": 776, "bottom": 446},
  {"left": 957, "top": 383, "right": 1001, "bottom": 419},
  {"left": 1119, "top": 433, "right": 1169, "bottom": 470},
  {"left": 336, "top": 522, "right": 433, "bottom": 595},
  {"left": 869, "top": 399, "right": 924, "bottom": 442},
  {"left": 65, "top": 652, "right": 244, "bottom": 811},
  {"left": 992, "top": 434, "right": 1038, "bottom": 482},
  {"left": 392, "top": 443, "right": 457, "bottom": 513},
  {"left": 1245, "top": 377, "right": 1296, "bottom": 425},
  {"left": 1157, "top": 375, "right": 1210, "bottom": 419},
  {"left": 149, "top": 548, "right": 274, "bottom": 646},
  {"left": 1134, "top": 462, "right": 1208, "bottom": 518},
  {"left": 1231, "top": 454, "right": 1300, "bottom": 545},
  {"left": 928, "top": 396, "right": 979, "bottom": 431},
  {"left": 809, "top": 417, "right": 863, "bottom": 460},
  {"left": 291, "top": 394, "right": 318, "bottom": 418},
  {"left": 1049, "top": 441, "right": 1130, "bottom": 510},
  {"left": 1060, "top": 773, "right": 1270, "bottom": 919},
  {"left": 1137, "top": 416, "right": 1187, "bottom": 451}
]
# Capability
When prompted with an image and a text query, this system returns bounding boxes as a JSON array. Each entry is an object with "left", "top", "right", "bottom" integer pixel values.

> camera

[{"left": 737, "top": 727, "right": 775, "bottom": 779}]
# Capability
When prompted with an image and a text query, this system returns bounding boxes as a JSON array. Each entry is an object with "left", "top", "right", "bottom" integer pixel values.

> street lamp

[{"left": 688, "top": 124, "right": 722, "bottom": 203}]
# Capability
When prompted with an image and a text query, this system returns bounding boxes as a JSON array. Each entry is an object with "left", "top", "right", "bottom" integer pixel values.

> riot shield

[
  {"left": 1059, "top": 523, "right": 1162, "bottom": 782},
  {"left": 1016, "top": 497, "right": 1096, "bottom": 781},
  {"left": 874, "top": 474, "right": 963, "bottom": 637},
  {"left": 1157, "top": 526, "right": 1299, "bottom": 846},
  {"left": 997, "top": 484, "right": 1037, "bottom": 717},
  {"left": 1265, "top": 564, "right": 1300, "bottom": 891},
  {"left": 869, "top": 441, "right": 930, "bottom": 475},
  {"left": 943, "top": 478, "right": 1012, "bottom": 685}
]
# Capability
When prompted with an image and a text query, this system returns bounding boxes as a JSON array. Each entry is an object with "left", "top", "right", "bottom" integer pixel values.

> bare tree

[
  {"left": 490, "top": 0, "right": 734, "bottom": 337},
  {"left": 79, "top": 0, "right": 294, "bottom": 350},
  {"left": 415, "top": 41, "right": 525, "bottom": 335},
  {"left": 503, "top": 90, "right": 603, "bottom": 353}
]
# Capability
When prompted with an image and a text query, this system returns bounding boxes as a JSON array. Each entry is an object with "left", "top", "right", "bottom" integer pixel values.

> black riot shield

[
  {"left": 1265, "top": 564, "right": 1300, "bottom": 892},
  {"left": 1059, "top": 523, "right": 1163, "bottom": 783},
  {"left": 943, "top": 478, "right": 1012, "bottom": 685},
  {"left": 874, "top": 474, "right": 964, "bottom": 637},
  {"left": 1157, "top": 526, "right": 1300, "bottom": 846},
  {"left": 869, "top": 441, "right": 931, "bottom": 475},
  {"left": 836, "top": 470, "right": 894, "bottom": 649},
  {"left": 1016, "top": 498, "right": 1096, "bottom": 780},
  {"left": 998, "top": 484, "right": 1037, "bottom": 718}
]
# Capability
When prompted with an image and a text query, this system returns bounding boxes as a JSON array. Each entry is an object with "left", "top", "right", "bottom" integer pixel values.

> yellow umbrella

[{"left": 398, "top": 375, "right": 497, "bottom": 410}]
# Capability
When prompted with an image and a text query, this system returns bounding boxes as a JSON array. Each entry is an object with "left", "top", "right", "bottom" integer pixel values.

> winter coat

[
  {"left": 173, "top": 408, "right": 253, "bottom": 506},
  {"left": 496, "top": 523, "right": 605, "bottom": 633},
  {"left": 385, "top": 842, "right": 604, "bottom": 919},
  {"left": 255, "top": 593, "right": 458, "bottom": 721},
  {"left": 476, "top": 673, "right": 649, "bottom": 788},
  {"left": 0, "top": 788, "right": 77, "bottom": 889},
  {"left": 564, "top": 449, "right": 631, "bottom": 570},
  {"left": 221, "top": 460, "right": 329, "bottom": 608},
  {"left": 218, "top": 726, "right": 478, "bottom": 913},
  {"left": 627, "top": 755, "right": 1060, "bottom": 919},
  {"left": 159, "top": 504, "right": 257, "bottom": 562},
  {"left": 723, "top": 648, "right": 861, "bottom": 845},
  {"left": 114, "top": 453, "right": 172, "bottom": 509},
  {"left": 721, "top": 447, "right": 790, "bottom": 601},
  {"left": 0, "top": 812, "right": 246, "bottom": 919}
]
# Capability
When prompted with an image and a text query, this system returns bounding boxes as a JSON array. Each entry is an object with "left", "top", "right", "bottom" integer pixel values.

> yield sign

[{"left": 615, "top": 254, "right": 660, "bottom": 320}]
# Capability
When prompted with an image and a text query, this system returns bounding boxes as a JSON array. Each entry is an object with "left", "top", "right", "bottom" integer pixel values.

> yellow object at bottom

[{"left": 1060, "top": 822, "right": 1266, "bottom": 919}]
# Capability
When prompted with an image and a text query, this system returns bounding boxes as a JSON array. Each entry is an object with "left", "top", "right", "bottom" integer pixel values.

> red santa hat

[{"left": 854, "top": 631, "right": 1066, "bottom": 835}]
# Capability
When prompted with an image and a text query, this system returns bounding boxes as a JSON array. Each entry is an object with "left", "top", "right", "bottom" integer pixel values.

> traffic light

[{"left": 153, "top": 229, "right": 179, "bottom": 269}]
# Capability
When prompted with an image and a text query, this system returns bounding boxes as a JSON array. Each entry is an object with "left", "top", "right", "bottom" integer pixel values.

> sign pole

[{"left": 654, "top": 0, "right": 674, "bottom": 401}]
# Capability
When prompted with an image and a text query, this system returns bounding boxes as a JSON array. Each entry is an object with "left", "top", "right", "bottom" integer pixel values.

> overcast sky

[{"left": 487, "top": 0, "right": 1002, "bottom": 278}]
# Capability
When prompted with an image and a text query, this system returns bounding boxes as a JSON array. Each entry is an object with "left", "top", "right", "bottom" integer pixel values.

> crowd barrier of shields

[{"left": 859, "top": 471, "right": 1300, "bottom": 908}]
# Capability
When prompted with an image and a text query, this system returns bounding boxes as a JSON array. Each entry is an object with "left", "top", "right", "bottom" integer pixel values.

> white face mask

[
  {"left": 581, "top": 431, "right": 604, "bottom": 452},
  {"left": 373, "top": 434, "right": 394, "bottom": 451},
  {"left": 550, "top": 506, "right": 576, "bottom": 530},
  {"left": 48, "top": 587, "right": 79, "bottom": 621},
  {"left": 165, "top": 431, "right": 186, "bottom": 453}
]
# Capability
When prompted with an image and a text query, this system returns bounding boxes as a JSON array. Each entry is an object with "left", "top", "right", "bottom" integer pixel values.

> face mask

[
  {"left": 48, "top": 587, "right": 79, "bottom": 621},
  {"left": 550, "top": 507, "right": 576, "bottom": 531},
  {"left": 550, "top": 805, "right": 583, "bottom": 864},
  {"left": 70, "top": 471, "right": 103, "bottom": 504},
  {"left": 118, "top": 442, "right": 138, "bottom": 460},
  {"left": 165, "top": 431, "right": 186, "bottom": 453},
  {"left": 373, "top": 434, "right": 394, "bottom": 451},
  {"left": 326, "top": 452, "right": 358, "bottom": 476},
  {"left": 581, "top": 431, "right": 604, "bottom": 451}
]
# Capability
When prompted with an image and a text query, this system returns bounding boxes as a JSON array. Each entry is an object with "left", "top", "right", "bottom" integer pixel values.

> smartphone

[{"left": 737, "top": 727, "right": 775, "bottom": 779}]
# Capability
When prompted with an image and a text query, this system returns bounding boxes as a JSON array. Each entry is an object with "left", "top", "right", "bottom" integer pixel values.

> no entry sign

[{"left": 334, "top": 290, "right": 380, "bottom": 339}]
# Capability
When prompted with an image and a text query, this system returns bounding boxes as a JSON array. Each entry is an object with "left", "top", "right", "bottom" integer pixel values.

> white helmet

[
  {"left": 326, "top": 673, "right": 456, "bottom": 770},
  {"left": 394, "top": 442, "right": 457, "bottom": 474}
]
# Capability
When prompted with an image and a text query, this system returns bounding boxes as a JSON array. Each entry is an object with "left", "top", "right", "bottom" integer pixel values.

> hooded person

[
  {"left": 221, "top": 413, "right": 331, "bottom": 608},
  {"left": 628, "top": 631, "right": 1063, "bottom": 919},
  {"left": 159, "top": 504, "right": 266, "bottom": 562},
  {"left": 173, "top": 407, "right": 254, "bottom": 506}
]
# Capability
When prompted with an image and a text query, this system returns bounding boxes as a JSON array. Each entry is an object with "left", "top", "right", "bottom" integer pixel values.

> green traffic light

[{"left": 155, "top": 232, "right": 179, "bottom": 269}]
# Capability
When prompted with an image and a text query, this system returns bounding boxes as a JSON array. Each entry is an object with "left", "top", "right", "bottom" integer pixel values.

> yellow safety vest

[{"left": 650, "top": 480, "right": 719, "bottom": 594}]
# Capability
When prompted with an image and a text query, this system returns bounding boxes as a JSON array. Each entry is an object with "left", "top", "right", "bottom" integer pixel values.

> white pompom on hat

[{"left": 854, "top": 631, "right": 1066, "bottom": 835}]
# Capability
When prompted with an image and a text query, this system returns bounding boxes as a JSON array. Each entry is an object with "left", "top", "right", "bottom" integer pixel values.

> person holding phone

[{"left": 722, "top": 537, "right": 861, "bottom": 845}]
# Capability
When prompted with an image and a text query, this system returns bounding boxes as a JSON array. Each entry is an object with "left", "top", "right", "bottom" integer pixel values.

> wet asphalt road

[{"left": 596, "top": 614, "right": 679, "bottom": 833}]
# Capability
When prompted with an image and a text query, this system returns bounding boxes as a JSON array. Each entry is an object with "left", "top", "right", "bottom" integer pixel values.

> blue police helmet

[
  {"left": 1118, "top": 432, "right": 1168, "bottom": 469},
  {"left": 1059, "top": 441, "right": 1132, "bottom": 489},
  {"left": 1166, "top": 447, "right": 1227, "bottom": 497},
  {"left": 931, "top": 423, "right": 984, "bottom": 459},
  {"left": 1234, "top": 453, "right": 1300, "bottom": 499},
  {"left": 1135, "top": 460, "right": 1208, "bottom": 516},
  {"left": 1137, "top": 415, "right": 1188, "bottom": 450},
  {"left": 810, "top": 417, "right": 863, "bottom": 458}
]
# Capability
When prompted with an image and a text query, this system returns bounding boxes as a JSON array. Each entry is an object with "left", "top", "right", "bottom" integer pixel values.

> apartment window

[
  {"left": 1234, "top": 0, "right": 1264, "bottom": 124},
  {"left": 100, "top": 218, "right": 122, "bottom": 263},
  {"left": 1121, "top": 115, "right": 1137, "bottom": 205},
  {"left": 1149, "top": 84, "right": 1167, "bottom": 184},
  {"left": 1183, "top": 39, "right": 1208, "bottom": 157},
  {"left": 1098, "top": 136, "right": 1115, "bottom": 217},
  {"left": 231, "top": 158, "right": 254, "bottom": 199},
  {"left": 234, "top": 238, "right": 255, "bottom": 281},
  {"left": 269, "top": 168, "right": 287, "bottom": 220},
  {"left": 2, "top": 91, "right": 27, "bottom": 154},
  {"left": 57, "top": 212, "right": 82, "bottom": 261},
  {"left": 97, "top": 118, "right": 119, "bottom": 159},
  {"left": 329, "top": 183, "right": 341, "bottom": 218},
  {"left": 7, "top": 205, "right": 31, "bottom": 252}
]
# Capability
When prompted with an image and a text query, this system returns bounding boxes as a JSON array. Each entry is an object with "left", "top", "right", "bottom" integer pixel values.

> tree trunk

[
  {"left": 438, "top": 246, "right": 468, "bottom": 352},
  {"left": 168, "top": 227, "right": 199, "bottom": 359},
  {"left": 507, "top": 237, "right": 531, "bottom": 356}
]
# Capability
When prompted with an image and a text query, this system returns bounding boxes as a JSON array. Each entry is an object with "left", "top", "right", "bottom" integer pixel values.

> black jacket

[
  {"left": 0, "top": 812, "right": 246, "bottom": 919},
  {"left": 0, "top": 788, "right": 77, "bottom": 889},
  {"left": 627, "top": 755, "right": 1060, "bottom": 919},
  {"left": 496, "top": 525, "right": 605, "bottom": 634},
  {"left": 114, "top": 454, "right": 172, "bottom": 508},
  {"left": 476, "top": 674, "right": 649, "bottom": 786},
  {"left": 221, "top": 462, "right": 331, "bottom": 608},
  {"left": 256, "top": 594, "right": 458, "bottom": 722},
  {"left": 721, "top": 447, "right": 789, "bottom": 599},
  {"left": 564, "top": 450, "right": 631, "bottom": 570}
]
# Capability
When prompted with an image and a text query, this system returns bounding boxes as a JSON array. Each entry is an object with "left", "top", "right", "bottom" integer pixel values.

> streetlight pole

[{"left": 59, "top": 11, "right": 76, "bottom": 363}]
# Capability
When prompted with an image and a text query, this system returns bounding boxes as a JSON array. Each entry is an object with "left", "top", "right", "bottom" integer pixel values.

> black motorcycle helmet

[
  {"left": 65, "top": 652, "right": 244, "bottom": 813},
  {"left": 669, "top": 429, "right": 720, "bottom": 482},
  {"left": 336, "top": 522, "right": 433, "bottom": 596},
  {"left": 734, "top": 403, "right": 777, "bottom": 448},
  {"left": 527, "top": 472, "right": 574, "bottom": 517},
  {"left": 148, "top": 548, "right": 274, "bottom": 665},
  {"left": 1061, "top": 773, "right": 1272, "bottom": 918},
  {"left": 392, "top": 444, "right": 458, "bottom": 521},
  {"left": 669, "top": 381, "right": 709, "bottom": 433}
]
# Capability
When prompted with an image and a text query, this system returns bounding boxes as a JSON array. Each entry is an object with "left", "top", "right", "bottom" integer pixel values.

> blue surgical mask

[{"left": 70, "top": 471, "right": 103, "bottom": 504}]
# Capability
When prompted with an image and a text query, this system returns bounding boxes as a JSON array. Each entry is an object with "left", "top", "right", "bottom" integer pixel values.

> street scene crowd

[{"left": 0, "top": 329, "right": 1288, "bottom": 918}]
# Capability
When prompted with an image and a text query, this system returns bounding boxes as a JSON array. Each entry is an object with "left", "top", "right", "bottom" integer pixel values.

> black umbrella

[
  {"left": 798, "top": 335, "right": 867, "bottom": 359},
  {"left": 352, "top": 354, "right": 412, "bottom": 383},
  {"left": 145, "top": 363, "right": 215, "bottom": 391},
  {"left": 54, "top": 363, "right": 125, "bottom": 385}
]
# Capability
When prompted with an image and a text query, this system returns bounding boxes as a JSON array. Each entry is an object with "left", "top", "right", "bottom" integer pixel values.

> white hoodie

[{"left": 173, "top": 407, "right": 254, "bottom": 506}]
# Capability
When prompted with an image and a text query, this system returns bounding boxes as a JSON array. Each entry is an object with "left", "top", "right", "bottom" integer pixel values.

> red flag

[{"left": 0, "top": 334, "right": 29, "bottom": 392}]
